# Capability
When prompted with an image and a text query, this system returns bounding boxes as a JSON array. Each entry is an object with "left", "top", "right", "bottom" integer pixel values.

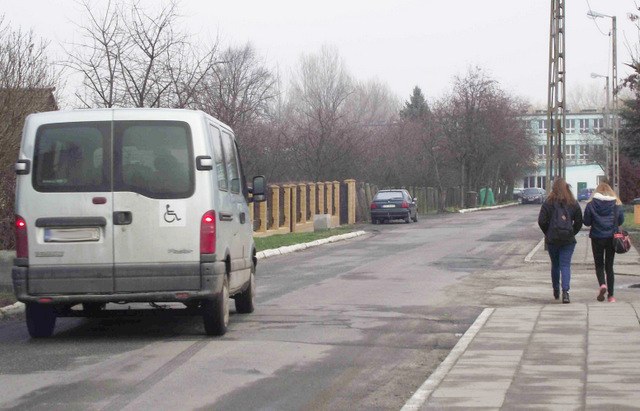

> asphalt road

[{"left": 0, "top": 205, "right": 545, "bottom": 410}]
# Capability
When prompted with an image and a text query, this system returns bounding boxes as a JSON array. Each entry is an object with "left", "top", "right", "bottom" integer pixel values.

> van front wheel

[
  {"left": 235, "top": 265, "right": 255, "bottom": 314},
  {"left": 26, "top": 303, "right": 57, "bottom": 338},
  {"left": 202, "top": 275, "right": 229, "bottom": 336}
]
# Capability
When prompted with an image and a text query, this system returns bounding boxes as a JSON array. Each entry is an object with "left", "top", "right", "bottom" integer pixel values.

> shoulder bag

[{"left": 613, "top": 205, "right": 631, "bottom": 254}]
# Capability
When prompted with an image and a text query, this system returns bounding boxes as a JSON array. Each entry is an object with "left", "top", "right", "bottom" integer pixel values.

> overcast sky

[{"left": 2, "top": 0, "right": 638, "bottom": 109}]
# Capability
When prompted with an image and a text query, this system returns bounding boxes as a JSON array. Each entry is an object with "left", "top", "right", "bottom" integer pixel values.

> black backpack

[{"left": 547, "top": 204, "right": 574, "bottom": 244}]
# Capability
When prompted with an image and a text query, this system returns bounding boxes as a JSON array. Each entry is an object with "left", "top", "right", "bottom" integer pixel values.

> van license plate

[{"left": 44, "top": 228, "right": 100, "bottom": 243}]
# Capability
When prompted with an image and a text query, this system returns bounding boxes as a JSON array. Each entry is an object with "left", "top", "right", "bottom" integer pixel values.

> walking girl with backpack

[
  {"left": 583, "top": 182, "right": 624, "bottom": 303},
  {"left": 538, "top": 178, "right": 583, "bottom": 303}
]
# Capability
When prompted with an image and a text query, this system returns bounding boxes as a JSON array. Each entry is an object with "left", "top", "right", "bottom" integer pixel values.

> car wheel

[
  {"left": 371, "top": 218, "right": 377, "bottom": 224},
  {"left": 413, "top": 212, "right": 418, "bottom": 222},
  {"left": 203, "top": 274, "right": 229, "bottom": 336},
  {"left": 235, "top": 264, "right": 255, "bottom": 314},
  {"left": 405, "top": 214, "right": 411, "bottom": 224},
  {"left": 26, "top": 303, "right": 57, "bottom": 338}
]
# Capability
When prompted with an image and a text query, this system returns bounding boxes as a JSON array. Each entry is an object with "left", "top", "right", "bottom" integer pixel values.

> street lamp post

[
  {"left": 591, "top": 72, "right": 611, "bottom": 180},
  {"left": 588, "top": 9, "right": 619, "bottom": 194}
]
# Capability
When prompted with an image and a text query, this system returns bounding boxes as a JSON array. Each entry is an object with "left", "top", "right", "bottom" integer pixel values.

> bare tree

[
  {"left": 120, "top": 0, "right": 183, "bottom": 107},
  {"left": 0, "top": 16, "right": 60, "bottom": 248},
  {"left": 67, "top": 0, "right": 123, "bottom": 107},
  {"left": 286, "top": 46, "right": 359, "bottom": 181},
  {"left": 68, "top": 0, "right": 215, "bottom": 108},
  {"left": 197, "top": 43, "right": 277, "bottom": 128},
  {"left": 165, "top": 40, "right": 218, "bottom": 108}
]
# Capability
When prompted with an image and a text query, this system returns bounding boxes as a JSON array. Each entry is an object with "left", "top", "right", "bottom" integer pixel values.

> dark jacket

[
  {"left": 538, "top": 201, "right": 583, "bottom": 245},
  {"left": 583, "top": 194, "right": 624, "bottom": 239}
]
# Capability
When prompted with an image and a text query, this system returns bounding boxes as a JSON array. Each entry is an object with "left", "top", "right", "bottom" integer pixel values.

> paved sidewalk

[
  {"left": 407, "top": 302, "right": 640, "bottom": 409},
  {"left": 404, "top": 234, "right": 640, "bottom": 410}
]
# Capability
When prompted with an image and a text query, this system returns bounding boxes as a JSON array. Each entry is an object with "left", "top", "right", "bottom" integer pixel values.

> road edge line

[
  {"left": 400, "top": 307, "right": 495, "bottom": 411},
  {"left": 525, "top": 238, "right": 545, "bottom": 263}
]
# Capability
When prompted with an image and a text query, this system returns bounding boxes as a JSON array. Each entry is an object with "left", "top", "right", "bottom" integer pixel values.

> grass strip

[
  {"left": 622, "top": 212, "right": 640, "bottom": 231},
  {"left": 254, "top": 225, "right": 359, "bottom": 252},
  {"left": 0, "top": 291, "right": 16, "bottom": 307}
]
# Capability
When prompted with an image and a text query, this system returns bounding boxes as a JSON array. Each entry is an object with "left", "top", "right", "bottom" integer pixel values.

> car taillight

[
  {"left": 401, "top": 201, "right": 409, "bottom": 208},
  {"left": 370, "top": 203, "right": 377, "bottom": 209},
  {"left": 15, "top": 215, "right": 28, "bottom": 258},
  {"left": 200, "top": 211, "right": 216, "bottom": 254}
]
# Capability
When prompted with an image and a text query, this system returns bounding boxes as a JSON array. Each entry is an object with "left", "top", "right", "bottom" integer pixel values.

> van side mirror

[{"left": 251, "top": 175, "right": 267, "bottom": 203}]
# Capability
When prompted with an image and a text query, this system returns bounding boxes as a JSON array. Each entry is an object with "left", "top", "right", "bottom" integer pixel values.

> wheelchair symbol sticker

[{"left": 159, "top": 202, "right": 186, "bottom": 227}]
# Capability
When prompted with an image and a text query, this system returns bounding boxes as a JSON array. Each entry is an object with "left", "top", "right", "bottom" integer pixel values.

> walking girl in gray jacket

[{"left": 583, "top": 182, "right": 624, "bottom": 302}]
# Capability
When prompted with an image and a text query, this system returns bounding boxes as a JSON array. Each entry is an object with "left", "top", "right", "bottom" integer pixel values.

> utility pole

[
  {"left": 612, "top": 16, "right": 619, "bottom": 194},
  {"left": 587, "top": 10, "right": 619, "bottom": 193},
  {"left": 547, "top": 0, "right": 566, "bottom": 190}
]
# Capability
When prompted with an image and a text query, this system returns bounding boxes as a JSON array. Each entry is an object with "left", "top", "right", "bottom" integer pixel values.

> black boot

[
  {"left": 562, "top": 291, "right": 570, "bottom": 304},
  {"left": 553, "top": 289, "right": 560, "bottom": 300}
]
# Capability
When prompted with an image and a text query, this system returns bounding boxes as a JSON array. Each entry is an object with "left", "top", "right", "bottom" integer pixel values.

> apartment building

[{"left": 520, "top": 109, "right": 609, "bottom": 197}]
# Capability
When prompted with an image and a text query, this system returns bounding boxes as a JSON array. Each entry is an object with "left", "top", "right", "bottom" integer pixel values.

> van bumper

[{"left": 12, "top": 262, "right": 226, "bottom": 305}]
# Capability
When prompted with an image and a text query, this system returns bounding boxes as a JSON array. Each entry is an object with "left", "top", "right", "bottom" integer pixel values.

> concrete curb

[
  {"left": 255, "top": 230, "right": 367, "bottom": 260},
  {"left": 458, "top": 202, "right": 519, "bottom": 214},
  {"left": 401, "top": 307, "right": 495, "bottom": 410}
]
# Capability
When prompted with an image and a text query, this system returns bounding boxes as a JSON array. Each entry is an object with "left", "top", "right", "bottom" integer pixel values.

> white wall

[{"left": 535, "top": 164, "right": 604, "bottom": 198}]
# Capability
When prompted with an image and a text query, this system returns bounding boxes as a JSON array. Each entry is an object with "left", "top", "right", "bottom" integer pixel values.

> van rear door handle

[
  {"left": 219, "top": 213, "right": 233, "bottom": 222},
  {"left": 113, "top": 211, "right": 133, "bottom": 225}
]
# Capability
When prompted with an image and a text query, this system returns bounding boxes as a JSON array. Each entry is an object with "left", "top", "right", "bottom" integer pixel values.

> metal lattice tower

[{"left": 546, "top": 0, "right": 566, "bottom": 189}]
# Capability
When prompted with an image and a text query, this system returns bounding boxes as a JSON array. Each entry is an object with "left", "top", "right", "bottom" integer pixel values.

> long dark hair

[{"left": 546, "top": 178, "right": 577, "bottom": 205}]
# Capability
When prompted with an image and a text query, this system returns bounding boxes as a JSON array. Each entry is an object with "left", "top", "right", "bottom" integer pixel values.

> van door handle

[
  {"left": 113, "top": 211, "right": 133, "bottom": 225},
  {"left": 219, "top": 213, "right": 233, "bottom": 222},
  {"left": 239, "top": 212, "right": 246, "bottom": 224}
]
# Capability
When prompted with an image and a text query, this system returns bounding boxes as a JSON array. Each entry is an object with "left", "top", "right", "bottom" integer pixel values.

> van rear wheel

[
  {"left": 235, "top": 265, "right": 255, "bottom": 314},
  {"left": 202, "top": 275, "right": 229, "bottom": 336},
  {"left": 25, "top": 303, "right": 57, "bottom": 338}
]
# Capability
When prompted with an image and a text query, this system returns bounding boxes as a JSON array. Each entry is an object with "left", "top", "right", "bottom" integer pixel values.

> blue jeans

[{"left": 547, "top": 243, "right": 576, "bottom": 292}]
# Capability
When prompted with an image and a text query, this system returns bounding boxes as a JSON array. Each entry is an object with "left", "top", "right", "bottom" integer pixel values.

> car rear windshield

[
  {"left": 33, "top": 122, "right": 111, "bottom": 192},
  {"left": 524, "top": 189, "right": 541, "bottom": 195},
  {"left": 375, "top": 191, "right": 404, "bottom": 200},
  {"left": 32, "top": 120, "right": 194, "bottom": 199}
]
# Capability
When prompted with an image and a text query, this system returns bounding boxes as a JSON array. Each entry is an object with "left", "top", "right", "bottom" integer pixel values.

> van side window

[
  {"left": 33, "top": 122, "right": 111, "bottom": 192},
  {"left": 114, "top": 121, "right": 194, "bottom": 199},
  {"left": 208, "top": 125, "right": 228, "bottom": 191},
  {"left": 220, "top": 131, "right": 241, "bottom": 194}
]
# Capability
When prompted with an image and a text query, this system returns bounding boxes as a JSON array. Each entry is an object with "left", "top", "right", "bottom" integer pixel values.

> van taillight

[
  {"left": 15, "top": 215, "right": 28, "bottom": 258},
  {"left": 200, "top": 211, "right": 216, "bottom": 254}
]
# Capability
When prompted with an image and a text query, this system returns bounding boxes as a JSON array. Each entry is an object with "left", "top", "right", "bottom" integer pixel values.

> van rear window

[
  {"left": 32, "top": 120, "right": 194, "bottom": 198},
  {"left": 33, "top": 122, "right": 111, "bottom": 192},
  {"left": 114, "top": 121, "right": 194, "bottom": 199}
]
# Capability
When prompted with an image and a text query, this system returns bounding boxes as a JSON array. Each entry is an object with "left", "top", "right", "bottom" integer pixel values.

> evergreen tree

[{"left": 400, "top": 86, "right": 430, "bottom": 120}]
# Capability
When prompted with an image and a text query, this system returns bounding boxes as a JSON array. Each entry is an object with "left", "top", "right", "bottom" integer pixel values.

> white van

[{"left": 12, "top": 108, "right": 266, "bottom": 337}]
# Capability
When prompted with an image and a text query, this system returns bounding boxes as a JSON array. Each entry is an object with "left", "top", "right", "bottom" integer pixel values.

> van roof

[{"left": 25, "top": 108, "right": 233, "bottom": 133}]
